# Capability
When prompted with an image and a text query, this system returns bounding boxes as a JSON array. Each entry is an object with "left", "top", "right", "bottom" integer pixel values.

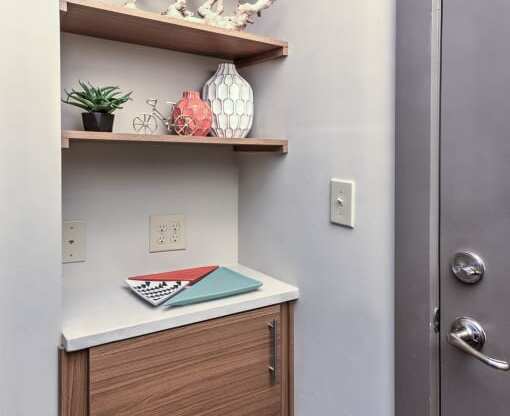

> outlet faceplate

[
  {"left": 330, "top": 179, "right": 355, "bottom": 228},
  {"left": 63, "top": 221, "right": 86, "bottom": 263},
  {"left": 149, "top": 214, "right": 186, "bottom": 253}
]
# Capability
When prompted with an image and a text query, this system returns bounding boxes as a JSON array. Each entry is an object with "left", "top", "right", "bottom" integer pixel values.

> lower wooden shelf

[{"left": 61, "top": 130, "right": 288, "bottom": 154}]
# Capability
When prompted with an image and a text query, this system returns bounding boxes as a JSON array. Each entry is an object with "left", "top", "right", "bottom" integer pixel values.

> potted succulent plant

[{"left": 62, "top": 81, "right": 132, "bottom": 132}]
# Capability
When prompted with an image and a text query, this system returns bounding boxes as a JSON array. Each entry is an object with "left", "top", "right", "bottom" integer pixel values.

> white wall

[
  {"left": 0, "top": 1, "right": 61, "bottom": 415},
  {"left": 239, "top": 1, "right": 395, "bottom": 415},
  {"left": 61, "top": 33, "right": 238, "bottom": 287},
  {"left": 61, "top": 1, "right": 395, "bottom": 415}
]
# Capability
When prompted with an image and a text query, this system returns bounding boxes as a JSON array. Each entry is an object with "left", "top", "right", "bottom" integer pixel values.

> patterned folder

[{"left": 126, "top": 279, "right": 189, "bottom": 306}]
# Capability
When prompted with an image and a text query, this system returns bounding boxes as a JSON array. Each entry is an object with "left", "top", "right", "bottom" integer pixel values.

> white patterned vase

[{"left": 202, "top": 63, "right": 254, "bottom": 138}]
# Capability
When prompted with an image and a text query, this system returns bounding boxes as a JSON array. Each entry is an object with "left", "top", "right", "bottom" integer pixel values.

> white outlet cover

[
  {"left": 330, "top": 179, "right": 355, "bottom": 228},
  {"left": 149, "top": 214, "right": 186, "bottom": 253},
  {"left": 63, "top": 221, "right": 86, "bottom": 263}
]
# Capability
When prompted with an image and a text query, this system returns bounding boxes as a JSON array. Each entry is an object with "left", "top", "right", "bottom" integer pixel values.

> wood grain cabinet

[{"left": 60, "top": 304, "right": 294, "bottom": 416}]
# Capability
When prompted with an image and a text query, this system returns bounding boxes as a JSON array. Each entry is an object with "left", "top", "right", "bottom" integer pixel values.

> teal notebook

[{"left": 163, "top": 267, "right": 262, "bottom": 307}]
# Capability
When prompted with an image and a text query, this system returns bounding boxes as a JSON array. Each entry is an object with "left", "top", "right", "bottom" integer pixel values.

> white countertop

[{"left": 62, "top": 264, "right": 299, "bottom": 351}]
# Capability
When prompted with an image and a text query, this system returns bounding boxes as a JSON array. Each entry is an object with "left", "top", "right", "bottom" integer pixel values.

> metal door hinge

[{"left": 433, "top": 307, "right": 440, "bottom": 333}]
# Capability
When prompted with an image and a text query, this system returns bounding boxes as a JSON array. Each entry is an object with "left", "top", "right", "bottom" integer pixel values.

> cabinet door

[{"left": 89, "top": 306, "right": 283, "bottom": 416}]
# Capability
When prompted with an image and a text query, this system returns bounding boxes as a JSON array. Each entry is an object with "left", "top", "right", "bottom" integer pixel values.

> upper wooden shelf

[
  {"left": 60, "top": 0, "right": 289, "bottom": 67},
  {"left": 61, "top": 130, "right": 288, "bottom": 153}
]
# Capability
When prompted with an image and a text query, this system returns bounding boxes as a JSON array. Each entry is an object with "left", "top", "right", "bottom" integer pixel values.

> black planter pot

[{"left": 82, "top": 112, "right": 115, "bottom": 132}]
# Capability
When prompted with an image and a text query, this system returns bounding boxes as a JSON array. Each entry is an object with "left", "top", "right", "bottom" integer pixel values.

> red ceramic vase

[{"left": 172, "top": 91, "right": 212, "bottom": 136}]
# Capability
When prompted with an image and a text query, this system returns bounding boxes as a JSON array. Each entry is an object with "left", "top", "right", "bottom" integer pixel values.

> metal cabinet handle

[
  {"left": 268, "top": 320, "right": 277, "bottom": 384},
  {"left": 448, "top": 317, "right": 509, "bottom": 371}
]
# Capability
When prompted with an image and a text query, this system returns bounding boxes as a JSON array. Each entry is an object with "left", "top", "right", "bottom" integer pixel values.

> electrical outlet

[
  {"left": 330, "top": 179, "right": 355, "bottom": 228},
  {"left": 63, "top": 221, "right": 86, "bottom": 263},
  {"left": 150, "top": 214, "right": 186, "bottom": 253}
]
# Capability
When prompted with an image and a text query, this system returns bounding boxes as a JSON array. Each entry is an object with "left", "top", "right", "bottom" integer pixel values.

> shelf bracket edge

[
  {"left": 233, "top": 144, "right": 288, "bottom": 154},
  {"left": 235, "top": 45, "right": 288, "bottom": 68}
]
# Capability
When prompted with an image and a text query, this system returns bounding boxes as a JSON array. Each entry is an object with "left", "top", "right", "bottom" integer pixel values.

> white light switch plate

[
  {"left": 63, "top": 221, "right": 86, "bottom": 263},
  {"left": 150, "top": 214, "right": 186, "bottom": 253},
  {"left": 330, "top": 179, "right": 355, "bottom": 228}
]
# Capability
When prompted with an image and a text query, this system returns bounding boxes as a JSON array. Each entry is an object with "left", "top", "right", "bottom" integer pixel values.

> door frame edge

[{"left": 395, "top": 0, "right": 441, "bottom": 415}]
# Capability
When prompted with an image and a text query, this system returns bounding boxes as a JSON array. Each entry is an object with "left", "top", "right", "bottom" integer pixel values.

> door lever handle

[{"left": 448, "top": 317, "right": 509, "bottom": 371}]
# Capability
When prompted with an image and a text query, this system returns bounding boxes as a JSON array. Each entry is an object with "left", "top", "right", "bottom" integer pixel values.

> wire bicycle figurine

[{"left": 132, "top": 98, "right": 197, "bottom": 136}]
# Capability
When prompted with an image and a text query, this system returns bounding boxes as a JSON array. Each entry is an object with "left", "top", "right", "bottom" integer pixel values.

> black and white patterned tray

[{"left": 126, "top": 280, "right": 189, "bottom": 306}]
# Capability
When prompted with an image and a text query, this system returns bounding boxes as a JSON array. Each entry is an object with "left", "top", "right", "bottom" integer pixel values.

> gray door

[{"left": 441, "top": 1, "right": 510, "bottom": 414}]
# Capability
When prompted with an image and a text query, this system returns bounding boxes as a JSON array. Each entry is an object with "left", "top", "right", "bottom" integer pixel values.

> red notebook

[{"left": 128, "top": 265, "right": 219, "bottom": 283}]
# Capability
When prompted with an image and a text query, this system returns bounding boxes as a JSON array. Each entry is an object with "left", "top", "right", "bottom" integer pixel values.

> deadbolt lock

[{"left": 451, "top": 251, "right": 486, "bottom": 284}]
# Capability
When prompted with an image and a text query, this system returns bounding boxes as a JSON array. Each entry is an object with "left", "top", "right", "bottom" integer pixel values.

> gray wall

[
  {"left": 0, "top": 1, "right": 62, "bottom": 415},
  {"left": 239, "top": 1, "right": 396, "bottom": 415},
  {"left": 61, "top": 34, "right": 239, "bottom": 288}
]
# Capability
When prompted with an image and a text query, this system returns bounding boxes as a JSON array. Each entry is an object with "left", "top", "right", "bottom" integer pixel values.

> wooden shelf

[
  {"left": 61, "top": 130, "right": 288, "bottom": 153},
  {"left": 60, "top": 0, "right": 288, "bottom": 67}
]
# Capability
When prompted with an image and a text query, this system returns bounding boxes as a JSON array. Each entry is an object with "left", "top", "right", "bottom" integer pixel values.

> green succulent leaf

[
  {"left": 62, "top": 81, "right": 133, "bottom": 114},
  {"left": 101, "top": 86, "right": 118, "bottom": 96},
  {"left": 78, "top": 81, "right": 91, "bottom": 96}
]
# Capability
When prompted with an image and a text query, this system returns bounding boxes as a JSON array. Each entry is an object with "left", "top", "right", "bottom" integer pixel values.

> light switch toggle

[{"left": 330, "top": 179, "right": 355, "bottom": 228}]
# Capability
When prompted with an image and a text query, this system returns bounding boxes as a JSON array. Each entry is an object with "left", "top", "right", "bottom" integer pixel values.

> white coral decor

[
  {"left": 123, "top": 0, "right": 138, "bottom": 9},
  {"left": 161, "top": 0, "right": 276, "bottom": 31},
  {"left": 202, "top": 63, "right": 254, "bottom": 138}
]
